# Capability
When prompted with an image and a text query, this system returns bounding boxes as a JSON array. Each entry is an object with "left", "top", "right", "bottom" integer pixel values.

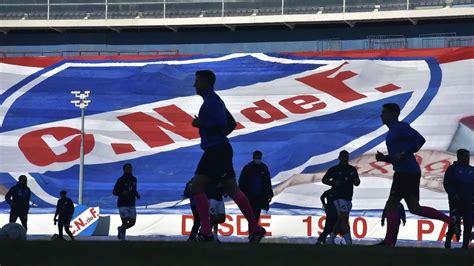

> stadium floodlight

[{"left": 70, "top": 90, "right": 92, "bottom": 205}]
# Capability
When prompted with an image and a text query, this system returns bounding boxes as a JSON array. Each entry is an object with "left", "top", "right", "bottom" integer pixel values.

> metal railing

[
  {"left": 0, "top": 0, "right": 459, "bottom": 20},
  {"left": 2, "top": 36, "right": 473, "bottom": 58},
  {"left": 366, "top": 35, "right": 408, "bottom": 50},
  {"left": 0, "top": 49, "right": 179, "bottom": 58}
]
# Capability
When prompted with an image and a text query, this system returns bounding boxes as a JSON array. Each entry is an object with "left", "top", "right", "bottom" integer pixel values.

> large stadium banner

[{"left": 0, "top": 48, "right": 472, "bottom": 241}]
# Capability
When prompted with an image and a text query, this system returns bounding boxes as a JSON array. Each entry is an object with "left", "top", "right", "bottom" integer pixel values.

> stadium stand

[
  {"left": 0, "top": 0, "right": 472, "bottom": 56},
  {"left": 0, "top": 0, "right": 472, "bottom": 20}
]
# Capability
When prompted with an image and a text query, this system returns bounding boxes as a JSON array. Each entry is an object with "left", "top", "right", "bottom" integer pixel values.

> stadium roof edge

[{"left": 0, "top": 7, "right": 473, "bottom": 32}]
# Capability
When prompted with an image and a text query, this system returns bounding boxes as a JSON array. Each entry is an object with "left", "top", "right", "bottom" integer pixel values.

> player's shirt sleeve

[
  {"left": 352, "top": 167, "right": 360, "bottom": 186},
  {"left": 322, "top": 167, "right": 335, "bottom": 186},
  {"left": 5, "top": 186, "right": 13, "bottom": 205},
  {"left": 67, "top": 198, "right": 75, "bottom": 218},
  {"left": 54, "top": 200, "right": 60, "bottom": 217},
  {"left": 239, "top": 165, "right": 250, "bottom": 194}
]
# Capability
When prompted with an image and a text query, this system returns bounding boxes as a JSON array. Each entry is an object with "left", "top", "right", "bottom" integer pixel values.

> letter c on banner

[{"left": 18, "top": 127, "right": 95, "bottom": 167}]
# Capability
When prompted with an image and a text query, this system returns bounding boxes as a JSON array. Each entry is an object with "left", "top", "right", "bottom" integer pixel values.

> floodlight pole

[{"left": 70, "top": 91, "right": 91, "bottom": 205}]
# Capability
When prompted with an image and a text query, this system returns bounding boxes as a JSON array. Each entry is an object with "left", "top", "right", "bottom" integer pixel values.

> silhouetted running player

[
  {"left": 323, "top": 150, "right": 360, "bottom": 245},
  {"left": 444, "top": 148, "right": 473, "bottom": 249},
  {"left": 375, "top": 103, "right": 459, "bottom": 246},
  {"left": 113, "top": 163, "right": 141, "bottom": 240},
  {"left": 5, "top": 175, "right": 31, "bottom": 232},
  {"left": 190, "top": 70, "right": 265, "bottom": 242},
  {"left": 316, "top": 188, "right": 338, "bottom": 244},
  {"left": 54, "top": 190, "right": 75, "bottom": 240}
]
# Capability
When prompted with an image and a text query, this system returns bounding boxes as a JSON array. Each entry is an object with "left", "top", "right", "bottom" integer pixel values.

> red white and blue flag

[{"left": 0, "top": 48, "right": 472, "bottom": 215}]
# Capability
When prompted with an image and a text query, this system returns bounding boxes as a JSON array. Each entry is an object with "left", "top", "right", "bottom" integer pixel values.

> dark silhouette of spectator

[
  {"left": 5, "top": 175, "right": 31, "bottom": 232},
  {"left": 239, "top": 150, "right": 273, "bottom": 224},
  {"left": 444, "top": 148, "right": 473, "bottom": 248}
]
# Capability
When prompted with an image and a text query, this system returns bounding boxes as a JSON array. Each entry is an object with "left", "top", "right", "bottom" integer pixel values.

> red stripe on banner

[
  {"left": 111, "top": 143, "right": 136, "bottom": 155},
  {"left": 0, "top": 54, "right": 191, "bottom": 68},
  {"left": 286, "top": 47, "right": 474, "bottom": 64},
  {"left": 375, "top": 83, "right": 401, "bottom": 93},
  {"left": 0, "top": 47, "right": 472, "bottom": 68},
  {"left": 460, "top": 116, "right": 474, "bottom": 130}
]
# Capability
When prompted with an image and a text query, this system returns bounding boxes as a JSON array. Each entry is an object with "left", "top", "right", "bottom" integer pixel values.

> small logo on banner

[{"left": 70, "top": 205, "right": 99, "bottom": 236}]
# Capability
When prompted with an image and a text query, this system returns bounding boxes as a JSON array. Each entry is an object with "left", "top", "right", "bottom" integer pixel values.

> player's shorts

[
  {"left": 389, "top": 171, "right": 421, "bottom": 200},
  {"left": 58, "top": 219, "right": 71, "bottom": 229},
  {"left": 333, "top": 199, "right": 352, "bottom": 215},
  {"left": 209, "top": 199, "right": 225, "bottom": 216},
  {"left": 119, "top": 207, "right": 137, "bottom": 219},
  {"left": 195, "top": 142, "right": 236, "bottom": 181}
]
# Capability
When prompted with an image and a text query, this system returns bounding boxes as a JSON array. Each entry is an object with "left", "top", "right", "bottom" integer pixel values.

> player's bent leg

[
  {"left": 339, "top": 213, "right": 352, "bottom": 245},
  {"left": 129, "top": 218, "right": 136, "bottom": 228},
  {"left": 445, "top": 224, "right": 455, "bottom": 248},
  {"left": 328, "top": 200, "right": 345, "bottom": 244},
  {"left": 61, "top": 220, "right": 74, "bottom": 240},
  {"left": 215, "top": 214, "right": 226, "bottom": 224},
  {"left": 224, "top": 179, "right": 266, "bottom": 242},
  {"left": 381, "top": 197, "right": 401, "bottom": 246},
  {"left": 19, "top": 214, "right": 28, "bottom": 232},
  {"left": 57, "top": 221, "right": 64, "bottom": 239},
  {"left": 9, "top": 212, "right": 17, "bottom": 223},
  {"left": 191, "top": 174, "right": 213, "bottom": 238},
  {"left": 406, "top": 197, "right": 453, "bottom": 224},
  {"left": 189, "top": 204, "right": 201, "bottom": 241},
  {"left": 461, "top": 201, "right": 472, "bottom": 248},
  {"left": 327, "top": 218, "right": 341, "bottom": 245},
  {"left": 317, "top": 214, "right": 338, "bottom": 244},
  {"left": 224, "top": 179, "right": 257, "bottom": 230},
  {"left": 190, "top": 174, "right": 210, "bottom": 195}
]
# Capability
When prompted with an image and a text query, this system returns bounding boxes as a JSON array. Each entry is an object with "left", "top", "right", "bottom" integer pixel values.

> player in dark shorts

[
  {"left": 323, "top": 150, "right": 360, "bottom": 245},
  {"left": 375, "top": 103, "right": 459, "bottom": 246},
  {"left": 190, "top": 70, "right": 265, "bottom": 242},
  {"left": 443, "top": 148, "right": 473, "bottom": 249},
  {"left": 316, "top": 188, "right": 338, "bottom": 244}
]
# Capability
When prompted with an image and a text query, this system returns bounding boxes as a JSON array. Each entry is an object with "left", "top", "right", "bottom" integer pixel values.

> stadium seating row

[{"left": 0, "top": 0, "right": 471, "bottom": 20}]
